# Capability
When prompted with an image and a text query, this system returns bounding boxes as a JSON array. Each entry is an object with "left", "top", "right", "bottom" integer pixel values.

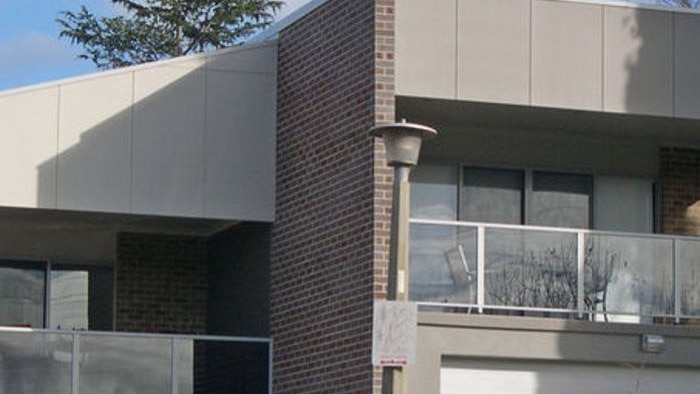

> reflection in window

[
  {"left": 50, "top": 265, "right": 114, "bottom": 331},
  {"left": 595, "top": 176, "right": 654, "bottom": 233},
  {"left": 0, "top": 262, "right": 113, "bottom": 330},
  {"left": 411, "top": 163, "right": 655, "bottom": 233},
  {"left": 462, "top": 168, "right": 523, "bottom": 225},
  {"left": 411, "top": 164, "right": 458, "bottom": 220},
  {"left": 50, "top": 270, "right": 88, "bottom": 330},
  {"left": 530, "top": 172, "right": 592, "bottom": 229},
  {"left": 0, "top": 263, "right": 45, "bottom": 328}
]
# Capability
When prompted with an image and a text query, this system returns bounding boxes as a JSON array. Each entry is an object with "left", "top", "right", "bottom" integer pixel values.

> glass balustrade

[
  {"left": 0, "top": 329, "right": 271, "bottom": 394},
  {"left": 410, "top": 219, "right": 700, "bottom": 323}
]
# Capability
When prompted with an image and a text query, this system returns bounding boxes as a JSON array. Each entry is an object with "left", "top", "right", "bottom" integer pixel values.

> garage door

[{"left": 441, "top": 358, "right": 700, "bottom": 394}]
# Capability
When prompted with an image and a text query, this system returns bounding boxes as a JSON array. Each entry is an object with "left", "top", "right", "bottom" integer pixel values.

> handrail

[
  {"left": 410, "top": 217, "right": 700, "bottom": 241},
  {"left": 0, "top": 326, "right": 272, "bottom": 343}
]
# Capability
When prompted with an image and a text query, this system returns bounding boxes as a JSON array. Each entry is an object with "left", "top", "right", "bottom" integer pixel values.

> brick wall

[
  {"left": 272, "top": 0, "right": 394, "bottom": 392},
  {"left": 116, "top": 232, "right": 208, "bottom": 334},
  {"left": 660, "top": 147, "right": 700, "bottom": 235}
]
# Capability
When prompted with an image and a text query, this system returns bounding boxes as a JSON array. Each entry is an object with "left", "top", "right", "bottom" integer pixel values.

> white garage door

[{"left": 441, "top": 359, "right": 700, "bottom": 394}]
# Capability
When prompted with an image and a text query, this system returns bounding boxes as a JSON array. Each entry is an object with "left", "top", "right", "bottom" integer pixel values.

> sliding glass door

[
  {"left": 0, "top": 262, "right": 45, "bottom": 328},
  {"left": 0, "top": 261, "right": 113, "bottom": 330}
]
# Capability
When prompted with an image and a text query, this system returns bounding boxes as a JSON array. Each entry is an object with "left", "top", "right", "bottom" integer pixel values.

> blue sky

[
  {"left": 0, "top": 0, "right": 311, "bottom": 91},
  {"left": 0, "top": 0, "right": 676, "bottom": 92}
]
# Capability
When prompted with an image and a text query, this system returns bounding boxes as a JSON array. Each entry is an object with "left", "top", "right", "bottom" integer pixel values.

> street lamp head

[{"left": 370, "top": 121, "right": 437, "bottom": 167}]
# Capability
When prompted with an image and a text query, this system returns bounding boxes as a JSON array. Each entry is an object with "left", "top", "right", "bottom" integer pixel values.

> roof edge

[
  {"left": 547, "top": 0, "right": 700, "bottom": 15},
  {"left": 0, "top": 40, "right": 277, "bottom": 98}
]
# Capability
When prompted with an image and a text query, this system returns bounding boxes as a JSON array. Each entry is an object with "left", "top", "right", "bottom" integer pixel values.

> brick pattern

[
  {"left": 660, "top": 147, "right": 700, "bottom": 235},
  {"left": 116, "top": 232, "right": 208, "bottom": 334},
  {"left": 372, "top": 0, "right": 395, "bottom": 391},
  {"left": 272, "top": 0, "right": 395, "bottom": 392}
]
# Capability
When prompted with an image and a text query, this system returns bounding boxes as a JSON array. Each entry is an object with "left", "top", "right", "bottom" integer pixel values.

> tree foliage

[
  {"left": 657, "top": 0, "right": 700, "bottom": 8},
  {"left": 57, "top": 0, "right": 283, "bottom": 69}
]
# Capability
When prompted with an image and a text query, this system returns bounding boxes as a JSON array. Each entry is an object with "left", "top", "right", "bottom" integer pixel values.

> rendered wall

[
  {"left": 0, "top": 43, "right": 276, "bottom": 222},
  {"left": 396, "top": 0, "right": 700, "bottom": 118},
  {"left": 411, "top": 313, "right": 700, "bottom": 393}
]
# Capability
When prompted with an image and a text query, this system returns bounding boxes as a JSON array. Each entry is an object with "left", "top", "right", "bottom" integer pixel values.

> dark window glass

[
  {"left": 461, "top": 168, "right": 523, "bottom": 224},
  {"left": 0, "top": 262, "right": 45, "bottom": 328},
  {"left": 411, "top": 164, "right": 458, "bottom": 220},
  {"left": 530, "top": 172, "right": 593, "bottom": 228},
  {"left": 50, "top": 265, "right": 114, "bottom": 331}
]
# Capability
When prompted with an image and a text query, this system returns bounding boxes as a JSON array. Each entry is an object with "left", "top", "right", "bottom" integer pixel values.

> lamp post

[{"left": 371, "top": 120, "right": 437, "bottom": 394}]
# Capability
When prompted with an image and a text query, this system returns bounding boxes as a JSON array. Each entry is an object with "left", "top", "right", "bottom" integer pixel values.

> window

[
  {"left": 50, "top": 264, "right": 114, "bottom": 331},
  {"left": 594, "top": 176, "right": 654, "bottom": 233},
  {"left": 461, "top": 168, "right": 593, "bottom": 229},
  {"left": 0, "top": 262, "right": 45, "bottom": 328},
  {"left": 411, "top": 164, "right": 458, "bottom": 220},
  {"left": 529, "top": 171, "right": 592, "bottom": 229},
  {"left": 412, "top": 164, "right": 655, "bottom": 232},
  {"left": 0, "top": 261, "right": 114, "bottom": 330},
  {"left": 462, "top": 167, "right": 523, "bottom": 225}
]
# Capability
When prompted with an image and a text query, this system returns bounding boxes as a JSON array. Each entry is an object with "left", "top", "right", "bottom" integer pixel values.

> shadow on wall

[
  {"left": 35, "top": 60, "right": 208, "bottom": 216},
  {"left": 32, "top": 43, "right": 276, "bottom": 221},
  {"left": 541, "top": 8, "right": 691, "bottom": 394},
  {"left": 26, "top": 50, "right": 275, "bottom": 393},
  {"left": 622, "top": 7, "right": 671, "bottom": 116}
]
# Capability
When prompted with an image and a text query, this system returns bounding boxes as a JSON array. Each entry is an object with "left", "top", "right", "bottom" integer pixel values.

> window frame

[
  {"left": 0, "top": 259, "right": 115, "bottom": 330},
  {"left": 411, "top": 162, "right": 657, "bottom": 232}
]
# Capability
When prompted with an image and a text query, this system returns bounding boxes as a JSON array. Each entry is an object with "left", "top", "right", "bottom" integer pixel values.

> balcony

[
  {"left": 0, "top": 328, "right": 271, "bottom": 394},
  {"left": 410, "top": 219, "right": 700, "bottom": 323}
]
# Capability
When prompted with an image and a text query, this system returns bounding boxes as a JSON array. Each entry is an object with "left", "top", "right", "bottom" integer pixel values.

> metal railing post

[
  {"left": 268, "top": 340, "right": 274, "bottom": 394},
  {"left": 477, "top": 226, "right": 485, "bottom": 314},
  {"left": 171, "top": 338, "right": 178, "bottom": 394},
  {"left": 577, "top": 232, "right": 585, "bottom": 319},
  {"left": 409, "top": 217, "right": 700, "bottom": 323},
  {"left": 71, "top": 331, "right": 80, "bottom": 394},
  {"left": 674, "top": 239, "right": 681, "bottom": 324}
]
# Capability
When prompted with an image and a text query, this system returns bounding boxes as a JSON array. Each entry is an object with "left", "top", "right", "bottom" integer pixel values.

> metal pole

[
  {"left": 388, "top": 165, "right": 411, "bottom": 302},
  {"left": 383, "top": 165, "right": 411, "bottom": 394},
  {"left": 371, "top": 120, "right": 436, "bottom": 394}
]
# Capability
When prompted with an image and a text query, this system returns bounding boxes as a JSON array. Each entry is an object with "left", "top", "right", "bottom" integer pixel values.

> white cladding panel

[
  {"left": 395, "top": 0, "right": 456, "bottom": 98},
  {"left": 441, "top": 359, "right": 700, "bottom": 394},
  {"left": 204, "top": 46, "right": 276, "bottom": 221},
  {"left": 131, "top": 60, "right": 207, "bottom": 217},
  {"left": 604, "top": 7, "right": 672, "bottom": 116},
  {"left": 57, "top": 73, "right": 133, "bottom": 212},
  {"left": 674, "top": 12, "right": 700, "bottom": 119},
  {"left": 457, "top": 0, "right": 530, "bottom": 104},
  {"left": 532, "top": 1, "right": 603, "bottom": 110},
  {"left": 0, "top": 43, "right": 276, "bottom": 221},
  {"left": 0, "top": 88, "right": 58, "bottom": 208},
  {"left": 396, "top": 0, "right": 696, "bottom": 119},
  {"left": 205, "top": 70, "right": 275, "bottom": 221}
]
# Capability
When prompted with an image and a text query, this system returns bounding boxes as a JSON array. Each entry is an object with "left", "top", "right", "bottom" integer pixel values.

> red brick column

[
  {"left": 272, "top": 0, "right": 394, "bottom": 392},
  {"left": 660, "top": 147, "right": 700, "bottom": 236}
]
